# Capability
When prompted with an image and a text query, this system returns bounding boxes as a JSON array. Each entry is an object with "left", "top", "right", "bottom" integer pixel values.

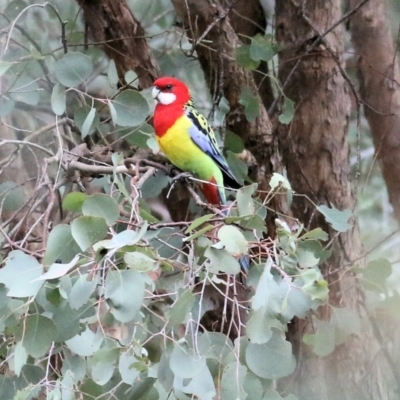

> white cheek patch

[
  {"left": 157, "top": 92, "right": 177, "bottom": 105},
  {"left": 152, "top": 87, "right": 160, "bottom": 100}
]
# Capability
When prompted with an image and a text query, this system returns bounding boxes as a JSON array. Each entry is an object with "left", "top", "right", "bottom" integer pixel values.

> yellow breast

[{"left": 157, "top": 114, "right": 207, "bottom": 173}]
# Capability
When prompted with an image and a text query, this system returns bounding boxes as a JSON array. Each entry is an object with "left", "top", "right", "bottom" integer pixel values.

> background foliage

[{"left": 1, "top": 0, "right": 400, "bottom": 399}]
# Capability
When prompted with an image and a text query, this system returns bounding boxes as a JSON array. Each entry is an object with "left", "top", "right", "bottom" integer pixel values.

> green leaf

[
  {"left": 62, "top": 349, "right": 87, "bottom": 383},
  {"left": 13, "top": 342, "right": 27, "bottom": 377},
  {"left": 140, "top": 169, "right": 170, "bottom": 198},
  {"left": 51, "top": 299, "right": 94, "bottom": 342},
  {"left": 278, "top": 97, "right": 295, "bottom": 124},
  {"left": 166, "top": 289, "right": 196, "bottom": 328},
  {"left": 218, "top": 225, "right": 248, "bottom": 256},
  {"left": 62, "top": 192, "right": 88, "bottom": 212},
  {"left": 91, "top": 348, "right": 119, "bottom": 385},
  {"left": 317, "top": 205, "right": 353, "bottom": 232},
  {"left": 111, "top": 90, "right": 149, "bottom": 127},
  {"left": 300, "top": 269, "right": 329, "bottom": 301},
  {"left": 358, "top": 258, "right": 392, "bottom": 292},
  {"left": 246, "top": 307, "right": 274, "bottom": 344},
  {"left": 184, "top": 224, "right": 215, "bottom": 242},
  {"left": 82, "top": 193, "right": 120, "bottom": 226},
  {"left": 296, "top": 248, "right": 319, "bottom": 268},
  {"left": 239, "top": 86, "right": 260, "bottom": 122},
  {"left": 0, "top": 181, "right": 25, "bottom": 212},
  {"left": 29, "top": 44, "right": 45, "bottom": 60},
  {"left": 300, "top": 228, "right": 329, "bottom": 241},
  {"left": 236, "top": 184, "right": 257, "bottom": 216},
  {"left": 0, "top": 250, "right": 43, "bottom": 297},
  {"left": 54, "top": 52, "right": 93, "bottom": 87},
  {"left": 251, "top": 259, "right": 284, "bottom": 312},
  {"left": 68, "top": 273, "right": 99, "bottom": 309},
  {"left": 71, "top": 216, "right": 108, "bottom": 251},
  {"left": 220, "top": 362, "right": 247, "bottom": 400},
  {"left": 16, "top": 314, "right": 57, "bottom": 357},
  {"left": 0, "top": 96, "right": 15, "bottom": 117},
  {"left": 170, "top": 344, "right": 206, "bottom": 379},
  {"left": 205, "top": 247, "right": 241, "bottom": 274},
  {"left": 243, "top": 372, "right": 264, "bottom": 400},
  {"left": 108, "top": 100, "right": 118, "bottom": 125},
  {"left": 185, "top": 214, "right": 215, "bottom": 233},
  {"left": 303, "top": 320, "right": 335, "bottom": 357},
  {"left": 226, "top": 151, "right": 248, "bottom": 186},
  {"left": 81, "top": 107, "right": 96, "bottom": 138},
  {"left": 123, "top": 123, "right": 154, "bottom": 148},
  {"left": 0, "top": 61, "right": 13, "bottom": 76},
  {"left": 246, "top": 330, "right": 296, "bottom": 379},
  {"left": 94, "top": 224, "right": 148, "bottom": 251},
  {"left": 80, "top": 378, "right": 104, "bottom": 399},
  {"left": 174, "top": 365, "right": 216, "bottom": 400},
  {"left": 105, "top": 270, "right": 145, "bottom": 322},
  {"left": 74, "top": 106, "right": 100, "bottom": 137},
  {"left": 224, "top": 131, "right": 244, "bottom": 153},
  {"left": 43, "top": 224, "right": 81, "bottom": 265},
  {"left": 51, "top": 83, "right": 66, "bottom": 115},
  {"left": 38, "top": 255, "right": 79, "bottom": 280},
  {"left": 119, "top": 352, "right": 140, "bottom": 384},
  {"left": 125, "top": 70, "right": 138, "bottom": 85},
  {"left": 9, "top": 75, "right": 40, "bottom": 105},
  {"left": 108, "top": 59, "right": 119, "bottom": 86},
  {"left": 197, "top": 332, "right": 234, "bottom": 363},
  {"left": 269, "top": 173, "right": 292, "bottom": 191},
  {"left": 124, "top": 251, "right": 159, "bottom": 272},
  {"left": 250, "top": 34, "right": 278, "bottom": 61},
  {"left": 66, "top": 327, "right": 103, "bottom": 357},
  {"left": 236, "top": 45, "right": 260, "bottom": 70}
]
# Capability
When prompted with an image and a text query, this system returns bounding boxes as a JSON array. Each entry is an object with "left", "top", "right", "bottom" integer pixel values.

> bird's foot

[{"left": 171, "top": 171, "right": 193, "bottom": 182}]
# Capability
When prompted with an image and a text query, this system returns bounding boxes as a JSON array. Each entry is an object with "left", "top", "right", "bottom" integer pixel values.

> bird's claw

[{"left": 171, "top": 171, "right": 193, "bottom": 182}]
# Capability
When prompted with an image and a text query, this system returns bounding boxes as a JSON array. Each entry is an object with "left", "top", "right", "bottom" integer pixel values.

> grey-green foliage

[{"left": 0, "top": 176, "right": 352, "bottom": 399}]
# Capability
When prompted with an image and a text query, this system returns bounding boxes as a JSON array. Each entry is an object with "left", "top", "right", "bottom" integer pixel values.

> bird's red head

[{"left": 152, "top": 77, "right": 191, "bottom": 106}]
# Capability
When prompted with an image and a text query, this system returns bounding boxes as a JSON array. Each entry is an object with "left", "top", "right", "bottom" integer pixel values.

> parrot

[
  {"left": 151, "top": 76, "right": 240, "bottom": 205},
  {"left": 152, "top": 76, "right": 249, "bottom": 272}
]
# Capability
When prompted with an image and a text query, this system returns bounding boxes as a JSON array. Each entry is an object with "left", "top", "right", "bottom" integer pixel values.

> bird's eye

[{"left": 165, "top": 84, "right": 172, "bottom": 90}]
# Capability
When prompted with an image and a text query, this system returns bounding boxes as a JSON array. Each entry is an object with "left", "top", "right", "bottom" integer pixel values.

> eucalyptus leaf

[
  {"left": 317, "top": 205, "right": 353, "bottom": 232},
  {"left": 82, "top": 193, "right": 120, "bottom": 226},
  {"left": 0, "top": 250, "right": 43, "bottom": 297},
  {"left": 54, "top": 52, "right": 93, "bottom": 87},
  {"left": 278, "top": 98, "right": 295, "bottom": 124},
  {"left": 51, "top": 83, "right": 66, "bottom": 115},
  {"left": 220, "top": 362, "right": 247, "bottom": 400},
  {"left": 111, "top": 90, "right": 149, "bottom": 127},
  {"left": 170, "top": 344, "right": 206, "bottom": 379},
  {"left": 15, "top": 314, "right": 57, "bottom": 358},
  {"left": 246, "top": 330, "right": 296, "bottom": 379},
  {"left": 71, "top": 216, "right": 108, "bottom": 251},
  {"left": 105, "top": 270, "right": 145, "bottom": 322},
  {"left": 62, "top": 192, "right": 88, "bottom": 212},
  {"left": 43, "top": 224, "right": 81, "bottom": 265}
]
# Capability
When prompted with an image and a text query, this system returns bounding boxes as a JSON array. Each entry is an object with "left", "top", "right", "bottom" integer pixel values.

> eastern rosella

[
  {"left": 152, "top": 77, "right": 240, "bottom": 205},
  {"left": 152, "top": 77, "right": 250, "bottom": 273}
]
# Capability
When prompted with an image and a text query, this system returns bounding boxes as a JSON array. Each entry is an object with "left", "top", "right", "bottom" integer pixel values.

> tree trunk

[
  {"left": 349, "top": 0, "right": 400, "bottom": 225},
  {"left": 276, "top": 0, "right": 386, "bottom": 398},
  {"left": 76, "top": 0, "right": 160, "bottom": 88}
]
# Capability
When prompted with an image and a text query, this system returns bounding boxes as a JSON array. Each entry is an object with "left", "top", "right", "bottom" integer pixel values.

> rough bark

[
  {"left": 349, "top": 0, "right": 400, "bottom": 225},
  {"left": 170, "top": 0, "right": 274, "bottom": 193},
  {"left": 276, "top": 0, "right": 386, "bottom": 398},
  {"left": 222, "top": 0, "right": 275, "bottom": 108},
  {"left": 76, "top": 0, "right": 160, "bottom": 88}
]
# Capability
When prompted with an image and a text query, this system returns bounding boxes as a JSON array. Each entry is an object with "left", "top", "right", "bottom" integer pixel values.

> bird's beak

[{"left": 152, "top": 86, "right": 161, "bottom": 102}]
